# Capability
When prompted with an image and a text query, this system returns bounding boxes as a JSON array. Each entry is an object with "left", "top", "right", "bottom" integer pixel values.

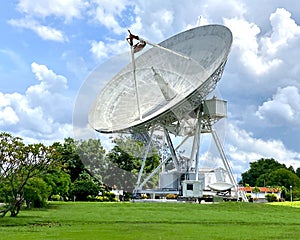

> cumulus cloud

[
  {"left": 8, "top": 18, "right": 67, "bottom": 42},
  {"left": 91, "top": 0, "right": 128, "bottom": 35},
  {"left": 224, "top": 17, "right": 282, "bottom": 75},
  {"left": 30, "top": 62, "right": 68, "bottom": 91},
  {"left": 261, "top": 8, "right": 300, "bottom": 56},
  {"left": 224, "top": 7, "right": 300, "bottom": 77},
  {"left": 0, "top": 62, "right": 73, "bottom": 143},
  {"left": 16, "top": 0, "right": 87, "bottom": 22},
  {"left": 0, "top": 93, "right": 19, "bottom": 125},
  {"left": 256, "top": 86, "right": 300, "bottom": 126},
  {"left": 225, "top": 123, "right": 300, "bottom": 174},
  {"left": 8, "top": 0, "right": 88, "bottom": 42},
  {"left": 89, "top": 39, "right": 128, "bottom": 60}
]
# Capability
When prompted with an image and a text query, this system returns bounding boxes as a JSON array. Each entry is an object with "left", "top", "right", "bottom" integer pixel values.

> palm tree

[{"left": 252, "top": 186, "right": 260, "bottom": 201}]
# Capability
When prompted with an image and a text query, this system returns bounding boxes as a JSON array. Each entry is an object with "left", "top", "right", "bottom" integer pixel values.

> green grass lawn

[{"left": 1, "top": 201, "right": 300, "bottom": 240}]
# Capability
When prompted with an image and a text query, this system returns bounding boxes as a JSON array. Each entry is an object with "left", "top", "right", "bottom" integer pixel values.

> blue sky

[{"left": 1, "top": 0, "right": 300, "bottom": 175}]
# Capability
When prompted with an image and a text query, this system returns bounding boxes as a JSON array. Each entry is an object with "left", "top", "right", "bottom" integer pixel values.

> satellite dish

[
  {"left": 208, "top": 182, "right": 234, "bottom": 192},
  {"left": 88, "top": 24, "right": 232, "bottom": 134},
  {"left": 84, "top": 24, "right": 247, "bottom": 201}
]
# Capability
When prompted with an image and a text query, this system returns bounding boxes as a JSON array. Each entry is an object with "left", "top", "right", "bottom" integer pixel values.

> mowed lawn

[{"left": 1, "top": 201, "right": 300, "bottom": 240}]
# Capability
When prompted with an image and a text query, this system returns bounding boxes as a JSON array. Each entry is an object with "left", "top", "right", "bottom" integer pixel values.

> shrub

[
  {"left": 70, "top": 173, "right": 100, "bottom": 201},
  {"left": 103, "top": 196, "right": 109, "bottom": 202},
  {"left": 265, "top": 194, "right": 278, "bottom": 202},
  {"left": 141, "top": 194, "right": 148, "bottom": 199},
  {"left": 166, "top": 194, "right": 177, "bottom": 199},
  {"left": 104, "top": 192, "right": 116, "bottom": 201},
  {"left": 95, "top": 196, "right": 104, "bottom": 202},
  {"left": 87, "top": 195, "right": 96, "bottom": 202},
  {"left": 51, "top": 194, "right": 61, "bottom": 201},
  {"left": 24, "top": 178, "right": 50, "bottom": 208},
  {"left": 246, "top": 194, "right": 253, "bottom": 202}
]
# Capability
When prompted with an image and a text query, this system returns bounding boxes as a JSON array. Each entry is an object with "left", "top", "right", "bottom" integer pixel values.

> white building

[{"left": 239, "top": 187, "right": 281, "bottom": 202}]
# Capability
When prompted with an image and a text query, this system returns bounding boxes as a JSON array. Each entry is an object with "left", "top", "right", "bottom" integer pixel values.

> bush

[
  {"left": 265, "top": 194, "right": 278, "bottom": 202},
  {"left": 286, "top": 188, "right": 300, "bottom": 201},
  {"left": 50, "top": 194, "right": 61, "bottom": 201},
  {"left": 70, "top": 173, "right": 100, "bottom": 201},
  {"left": 87, "top": 195, "right": 96, "bottom": 202},
  {"left": 24, "top": 178, "right": 50, "bottom": 208},
  {"left": 141, "top": 194, "right": 148, "bottom": 199},
  {"left": 95, "top": 196, "right": 104, "bottom": 202},
  {"left": 104, "top": 192, "right": 116, "bottom": 201},
  {"left": 166, "top": 194, "right": 177, "bottom": 199}
]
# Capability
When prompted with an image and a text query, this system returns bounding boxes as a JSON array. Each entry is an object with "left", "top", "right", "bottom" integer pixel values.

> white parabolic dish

[{"left": 89, "top": 25, "right": 233, "bottom": 133}]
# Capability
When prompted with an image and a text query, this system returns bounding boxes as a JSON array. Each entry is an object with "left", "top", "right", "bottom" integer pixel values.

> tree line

[
  {"left": 1, "top": 131, "right": 299, "bottom": 217},
  {"left": 239, "top": 158, "right": 300, "bottom": 200},
  {"left": 0, "top": 132, "right": 159, "bottom": 217}
]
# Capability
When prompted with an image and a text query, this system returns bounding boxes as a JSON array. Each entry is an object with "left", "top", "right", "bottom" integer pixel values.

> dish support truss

[{"left": 133, "top": 99, "right": 248, "bottom": 202}]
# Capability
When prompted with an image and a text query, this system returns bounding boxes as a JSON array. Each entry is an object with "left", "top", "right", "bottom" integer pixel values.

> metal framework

[{"left": 132, "top": 100, "right": 248, "bottom": 202}]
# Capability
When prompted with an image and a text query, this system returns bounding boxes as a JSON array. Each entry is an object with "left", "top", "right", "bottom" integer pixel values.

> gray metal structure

[{"left": 89, "top": 25, "right": 247, "bottom": 202}]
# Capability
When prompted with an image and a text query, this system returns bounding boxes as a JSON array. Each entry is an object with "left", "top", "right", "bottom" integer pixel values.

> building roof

[{"left": 239, "top": 186, "right": 281, "bottom": 193}]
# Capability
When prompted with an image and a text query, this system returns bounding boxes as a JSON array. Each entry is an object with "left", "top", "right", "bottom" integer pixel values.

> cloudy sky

[{"left": 1, "top": 0, "right": 300, "bottom": 175}]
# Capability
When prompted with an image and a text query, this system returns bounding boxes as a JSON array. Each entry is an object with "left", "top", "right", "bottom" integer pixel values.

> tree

[
  {"left": 70, "top": 172, "right": 101, "bottom": 201},
  {"left": 76, "top": 138, "right": 106, "bottom": 182},
  {"left": 252, "top": 186, "right": 260, "bottom": 200},
  {"left": 259, "top": 168, "right": 300, "bottom": 190},
  {"left": 296, "top": 167, "right": 300, "bottom": 178},
  {"left": 43, "top": 168, "right": 71, "bottom": 200},
  {"left": 0, "top": 132, "right": 56, "bottom": 217},
  {"left": 109, "top": 136, "right": 160, "bottom": 173},
  {"left": 106, "top": 136, "right": 160, "bottom": 191},
  {"left": 51, "top": 138, "right": 112, "bottom": 200},
  {"left": 24, "top": 177, "right": 50, "bottom": 208},
  {"left": 241, "top": 158, "right": 287, "bottom": 186},
  {"left": 58, "top": 138, "right": 85, "bottom": 182}
]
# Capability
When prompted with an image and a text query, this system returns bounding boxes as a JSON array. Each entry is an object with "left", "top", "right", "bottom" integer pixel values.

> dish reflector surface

[{"left": 89, "top": 25, "right": 232, "bottom": 133}]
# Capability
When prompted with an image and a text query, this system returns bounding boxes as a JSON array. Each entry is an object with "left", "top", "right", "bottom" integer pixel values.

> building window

[{"left": 187, "top": 184, "right": 193, "bottom": 191}]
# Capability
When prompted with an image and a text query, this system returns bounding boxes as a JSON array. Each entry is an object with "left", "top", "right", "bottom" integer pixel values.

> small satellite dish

[
  {"left": 88, "top": 25, "right": 232, "bottom": 133},
  {"left": 208, "top": 182, "right": 234, "bottom": 192}
]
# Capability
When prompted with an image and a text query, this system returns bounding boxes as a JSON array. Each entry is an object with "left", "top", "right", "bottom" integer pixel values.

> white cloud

[
  {"left": 91, "top": 0, "right": 128, "bottom": 34},
  {"left": 16, "top": 0, "right": 87, "bottom": 22},
  {"left": 224, "top": 17, "right": 282, "bottom": 75},
  {"left": 202, "top": 0, "right": 247, "bottom": 20},
  {"left": 225, "top": 123, "right": 300, "bottom": 174},
  {"left": 224, "top": 7, "right": 300, "bottom": 78},
  {"left": 261, "top": 8, "right": 300, "bottom": 56},
  {"left": 0, "top": 92, "right": 19, "bottom": 125},
  {"left": 9, "top": 0, "right": 89, "bottom": 42},
  {"left": 0, "top": 107, "right": 19, "bottom": 126},
  {"left": 256, "top": 86, "right": 300, "bottom": 126},
  {"left": 31, "top": 62, "right": 68, "bottom": 91},
  {"left": 0, "top": 62, "right": 73, "bottom": 143},
  {"left": 147, "top": 9, "right": 175, "bottom": 39},
  {"left": 89, "top": 39, "right": 128, "bottom": 60},
  {"left": 8, "top": 18, "right": 67, "bottom": 42},
  {"left": 90, "top": 41, "right": 107, "bottom": 59}
]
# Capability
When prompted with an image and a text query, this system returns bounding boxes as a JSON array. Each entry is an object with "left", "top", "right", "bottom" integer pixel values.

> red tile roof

[{"left": 239, "top": 186, "right": 281, "bottom": 193}]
